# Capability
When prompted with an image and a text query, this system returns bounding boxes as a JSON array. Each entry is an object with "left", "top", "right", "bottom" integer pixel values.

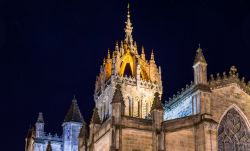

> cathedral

[{"left": 25, "top": 4, "right": 250, "bottom": 151}]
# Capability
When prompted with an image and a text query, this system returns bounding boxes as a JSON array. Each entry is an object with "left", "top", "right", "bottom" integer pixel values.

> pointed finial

[
  {"left": 141, "top": 46, "right": 145, "bottom": 54},
  {"left": 107, "top": 49, "right": 111, "bottom": 59},
  {"left": 103, "top": 58, "right": 106, "bottom": 65},
  {"left": 72, "top": 95, "right": 77, "bottom": 103},
  {"left": 115, "top": 41, "right": 119, "bottom": 51},
  {"left": 151, "top": 50, "right": 155, "bottom": 60},
  {"left": 37, "top": 112, "right": 44, "bottom": 123},
  {"left": 194, "top": 44, "right": 206, "bottom": 64},
  {"left": 124, "top": 3, "right": 133, "bottom": 45}
]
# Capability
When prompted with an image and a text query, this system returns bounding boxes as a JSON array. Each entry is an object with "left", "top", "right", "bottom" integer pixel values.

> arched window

[
  {"left": 218, "top": 108, "right": 250, "bottom": 151},
  {"left": 124, "top": 63, "right": 133, "bottom": 77}
]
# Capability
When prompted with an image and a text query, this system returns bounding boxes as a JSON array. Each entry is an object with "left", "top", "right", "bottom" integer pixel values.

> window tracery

[{"left": 218, "top": 108, "right": 250, "bottom": 151}]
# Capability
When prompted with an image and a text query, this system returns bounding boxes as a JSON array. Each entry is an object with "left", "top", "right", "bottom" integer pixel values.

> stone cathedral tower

[
  {"left": 26, "top": 4, "right": 250, "bottom": 151},
  {"left": 94, "top": 4, "right": 162, "bottom": 121}
]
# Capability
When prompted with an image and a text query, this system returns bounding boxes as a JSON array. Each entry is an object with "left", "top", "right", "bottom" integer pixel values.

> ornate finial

[
  {"left": 229, "top": 66, "right": 237, "bottom": 76},
  {"left": 103, "top": 58, "right": 106, "bottom": 65},
  {"left": 72, "top": 95, "right": 77, "bottom": 103},
  {"left": 194, "top": 44, "right": 206, "bottom": 64},
  {"left": 107, "top": 49, "right": 111, "bottom": 59},
  {"left": 150, "top": 50, "right": 155, "bottom": 60},
  {"left": 141, "top": 46, "right": 145, "bottom": 54},
  {"left": 115, "top": 41, "right": 119, "bottom": 51},
  {"left": 124, "top": 3, "right": 133, "bottom": 45},
  {"left": 37, "top": 112, "right": 44, "bottom": 123}
]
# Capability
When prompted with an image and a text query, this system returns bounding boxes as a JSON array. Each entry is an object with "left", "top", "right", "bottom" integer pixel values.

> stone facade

[{"left": 25, "top": 4, "right": 250, "bottom": 151}]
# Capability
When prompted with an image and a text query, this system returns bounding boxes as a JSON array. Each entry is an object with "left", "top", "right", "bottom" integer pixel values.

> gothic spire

[
  {"left": 64, "top": 95, "right": 84, "bottom": 123},
  {"left": 37, "top": 112, "right": 44, "bottom": 123},
  {"left": 91, "top": 107, "right": 101, "bottom": 124},
  {"left": 194, "top": 44, "right": 206, "bottom": 65},
  {"left": 124, "top": 3, "right": 133, "bottom": 46}
]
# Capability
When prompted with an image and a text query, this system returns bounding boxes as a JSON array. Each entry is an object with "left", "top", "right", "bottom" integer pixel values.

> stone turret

[
  {"left": 62, "top": 96, "right": 83, "bottom": 151},
  {"left": 193, "top": 44, "right": 207, "bottom": 85},
  {"left": 35, "top": 112, "right": 44, "bottom": 138}
]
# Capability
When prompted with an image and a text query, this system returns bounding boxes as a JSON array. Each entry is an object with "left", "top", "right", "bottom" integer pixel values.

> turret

[
  {"left": 62, "top": 96, "right": 84, "bottom": 151},
  {"left": 35, "top": 112, "right": 44, "bottom": 138},
  {"left": 193, "top": 44, "right": 207, "bottom": 85}
]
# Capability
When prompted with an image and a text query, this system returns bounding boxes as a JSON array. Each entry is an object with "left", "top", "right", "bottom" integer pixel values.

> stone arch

[
  {"left": 119, "top": 53, "right": 134, "bottom": 77},
  {"left": 218, "top": 104, "right": 250, "bottom": 151}
]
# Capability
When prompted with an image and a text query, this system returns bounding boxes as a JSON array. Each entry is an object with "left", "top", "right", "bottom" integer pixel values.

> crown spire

[{"left": 124, "top": 3, "right": 133, "bottom": 46}]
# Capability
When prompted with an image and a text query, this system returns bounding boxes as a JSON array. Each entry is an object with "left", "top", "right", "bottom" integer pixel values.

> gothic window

[
  {"left": 124, "top": 63, "right": 133, "bottom": 77},
  {"left": 218, "top": 108, "right": 250, "bottom": 151}
]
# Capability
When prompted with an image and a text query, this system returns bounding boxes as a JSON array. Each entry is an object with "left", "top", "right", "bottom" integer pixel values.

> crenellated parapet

[{"left": 209, "top": 66, "right": 250, "bottom": 94}]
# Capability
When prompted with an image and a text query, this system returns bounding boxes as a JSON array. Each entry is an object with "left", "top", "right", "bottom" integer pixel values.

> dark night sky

[{"left": 1, "top": 0, "right": 250, "bottom": 150}]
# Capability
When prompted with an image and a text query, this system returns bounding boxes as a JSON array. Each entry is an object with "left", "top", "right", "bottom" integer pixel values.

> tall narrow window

[
  {"left": 137, "top": 101, "right": 140, "bottom": 117},
  {"left": 128, "top": 97, "right": 133, "bottom": 116}
]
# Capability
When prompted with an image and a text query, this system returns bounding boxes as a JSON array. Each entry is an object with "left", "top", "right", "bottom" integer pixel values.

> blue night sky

[{"left": 1, "top": 0, "right": 250, "bottom": 150}]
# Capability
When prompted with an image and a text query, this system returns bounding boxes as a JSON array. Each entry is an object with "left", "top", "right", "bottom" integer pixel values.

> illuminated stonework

[
  {"left": 94, "top": 5, "right": 162, "bottom": 120},
  {"left": 25, "top": 4, "right": 250, "bottom": 151}
]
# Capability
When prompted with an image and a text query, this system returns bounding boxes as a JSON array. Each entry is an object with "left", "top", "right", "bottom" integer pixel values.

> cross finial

[{"left": 198, "top": 43, "right": 201, "bottom": 48}]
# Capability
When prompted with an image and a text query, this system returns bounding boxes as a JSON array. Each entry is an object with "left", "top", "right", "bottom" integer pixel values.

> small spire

[
  {"left": 150, "top": 50, "right": 155, "bottom": 60},
  {"left": 194, "top": 44, "right": 206, "bottom": 64},
  {"left": 72, "top": 95, "right": 77, "bottom": 102},
  {"left": 103, "top": 58, "right": 106, "bottom": 65},
  {"left": 37, "top": 112, "right": 44, "bottom": 123},
  {"left": 141, "top": 46, "right": 145, "bottom": 54},
  {"left": 115, "top": 41, "right": 119, "bottom": 52},
  {"left": 107, "top": 49, "right": 111, "bottom": 59}
]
